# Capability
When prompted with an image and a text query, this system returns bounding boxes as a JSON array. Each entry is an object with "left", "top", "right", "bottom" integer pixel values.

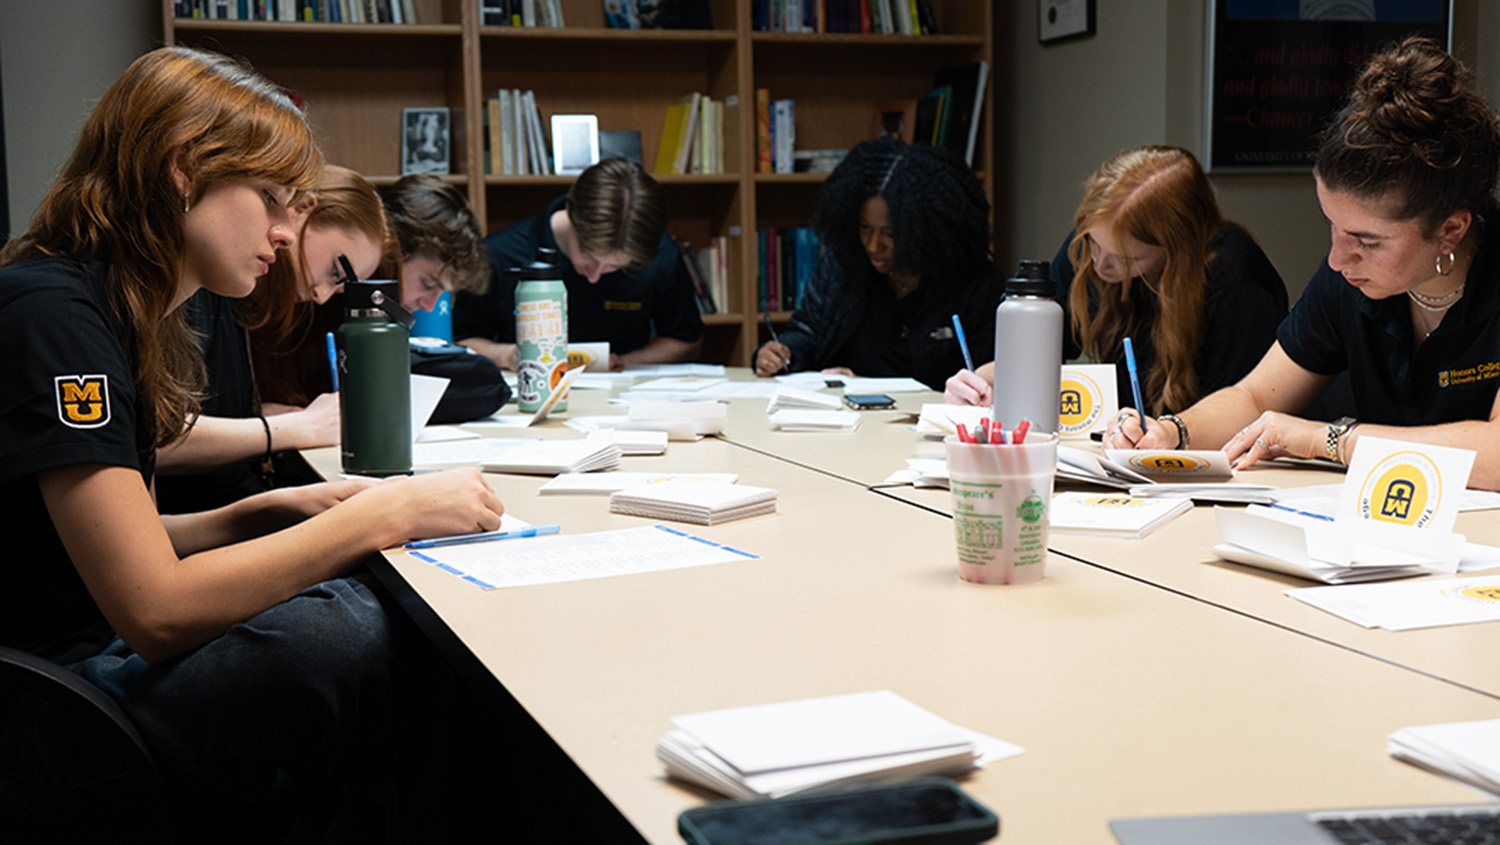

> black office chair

[{"left": 0, "top": 644, "right": 176, "bottom": 843}]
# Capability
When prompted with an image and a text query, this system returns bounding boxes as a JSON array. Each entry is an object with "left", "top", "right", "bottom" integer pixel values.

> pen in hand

[
  {"left": 951, "top": 314, "right": 975, "bottom": 373},
  {"left": 763, "top": 313, "right": 789, "bottom": 373},
  {"left": 1123, "top": 337, "right": 1145, "bottom": 436}
]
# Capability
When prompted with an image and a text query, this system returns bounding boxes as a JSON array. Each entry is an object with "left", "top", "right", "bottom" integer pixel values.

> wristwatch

[{"left": 1327, "top": 416, "right": 1357, "bottom": 464}]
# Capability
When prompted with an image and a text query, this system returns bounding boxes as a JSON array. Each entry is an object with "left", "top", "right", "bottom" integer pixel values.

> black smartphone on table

[{"left": 844, "top": 393, "right": 897, "bottom": 410}]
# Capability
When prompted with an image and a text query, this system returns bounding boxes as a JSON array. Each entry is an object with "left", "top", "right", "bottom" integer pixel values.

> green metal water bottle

[
  {"left": 339, "top": 280, "right": 415, "bottom": 476},
  {"left": 514, "top": 249, "right": 569, "bottom": 414}
]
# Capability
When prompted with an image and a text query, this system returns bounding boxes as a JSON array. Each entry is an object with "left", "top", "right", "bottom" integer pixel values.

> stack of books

[
  {"left": 176, "top": 0, "right": 419, "bottom": 22},
  {"left": 755, "top": 89, "right": 797, "bottom": 174},
  {"left": 757, "top": 227, "right": 819, "bottom": 312},
  {"left": 485, "top": 89, "right": 552, "bottom": 175},
  {"left": 675, "top": 236, "right": 730, "bottom": 316},
  {"left": 479, "top": 0, "right": 564, "bottom": 26},
  {"left": 654, "top": 92, "right": 727, "bottom": 175},
  {"left": 609, "top": 480, "right": 777, "bottom": 525},
  {"left": 656, "top": 690, "right": 995, "bottom": 799}
]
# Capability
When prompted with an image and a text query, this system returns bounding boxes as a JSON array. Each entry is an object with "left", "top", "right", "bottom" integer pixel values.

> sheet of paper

[
  {"left": 411, "top": 437, "right": 531, "bottom": 467},
  {"left": 405, "top": 524, "right": 758, "bottom": 589},
  {"left": 1287, "top": 574, "right": 1500, "bottom": 631},
  {"left": 840, "top": 376, "right": 929, "bottom": 394},
  {"left": 567, "top": 341, "right": 610, "bottom": 372},
  {"left": 1058, "top": 363, "right": 1118, "bottom": 439},
  {"left": 1103, "top": 448, "right": 1233, "bottom": 481},
  {"left": 624, "top": 363, "right": 726, "bottom": 378},
  {"left": 539, "top": 471, "right": 739, "bottom": 495},
  {"left": 527, "top": 366, "right": 581, "bottom": 425},
  {"left": 669, "top": 690, "right": 976, "bottom": 775},
  {"left": 1274, "top": 483, "right": 1500, "bottom": 518},
  {"left": 1337, "top": 435, "right": 1476, "bottom": 532},
  {"left": 416, "top": 425, "right": 480, "bottom": 443},
  {"left": 410, "top": 373, "right": 449, "bottom": 440},
  {"left": 630, "top": 376, "right": 728, "bottom": 392}
]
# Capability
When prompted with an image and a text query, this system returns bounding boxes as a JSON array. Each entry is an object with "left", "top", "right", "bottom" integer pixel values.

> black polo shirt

[
  {"left": 453, "top": 196, "right": 703, "bottom": 354},
  {"left": 1278, "top": 224, "right": 1500, "bottom": 425}
]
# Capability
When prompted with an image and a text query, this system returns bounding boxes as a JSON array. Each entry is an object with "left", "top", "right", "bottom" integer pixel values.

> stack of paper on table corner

[
  {"left": 655, "top": 690, "right": 999, "bottom": 800},
  {"left": 1388, "top": 717, "right": 1500, "bottom": 795},
  {"left": 609, "top": 479, "right": 777, "bottom": 525},
  {"left": 770, "top": 409, "right": 861, "bottom": 432},
  {"left": 1049, "top": 492, "right": 1193, "bottom": 539},
  {"left": 479, "top": 439, "right": 623, "bottom": 475},
  {"left": 766, "top": 386, "right": 842, "bottom": 413},
  {"left": 539, "top": 471, "right": 739, "bottom": 495},
  {"left": 627, "top": 400, "right": 728, "bottom": 438},
  {"left": 589, "top": 428, "right": 668, "bottom": 455},
  {"left": 1212, "top": 505, "right": 1458, "bottom": 584}
]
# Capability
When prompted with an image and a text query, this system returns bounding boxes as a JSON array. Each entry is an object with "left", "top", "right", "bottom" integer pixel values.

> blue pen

[
  {"left": 326, "top": 331, "right": 339, "bottom": 392},
  {"left": 1267, "top": 502, "right": 1335, "bottom": 522},
  {"left": 1123, "top": 337, "right": 1145, "bottom": 415},
  {"left": 951, "top": 314, "right": 975, "bottom": 372},
  {"left": 404, "top": 524, "right": 561, "bottom": 550}
]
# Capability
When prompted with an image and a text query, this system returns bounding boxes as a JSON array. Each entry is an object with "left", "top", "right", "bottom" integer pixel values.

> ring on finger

[{"left": 1255, "top": 438, "right": 1270, "bottom": 450}]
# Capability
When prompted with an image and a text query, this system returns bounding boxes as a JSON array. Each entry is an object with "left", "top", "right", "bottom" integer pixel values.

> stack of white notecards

[
  {"left": 609, "top": 479, "right": 777, "bottom": 525},
  {"left": 766, "top": 386, "right": 841, "bottom": 414},
  {"left": 479, "top": 439, "right": 622, "bottom": 475},
  {"left": 539, "top": 471, "right": 739, "bottom": 496},
  {"left": 770, "top": 409, "right": 861, "bottom": 432},
  {"left": 588, "top": 428, "right": 668, "bottom": 456},
  {"left": 656, "top": 690, "right": 1023, "bottom": 799},
  {"left": 1388, "top": 717, "right": 1500, "bottom": 795},
  {"left": 1049, "top": 492, "right": 1194, "bottom": 539}
]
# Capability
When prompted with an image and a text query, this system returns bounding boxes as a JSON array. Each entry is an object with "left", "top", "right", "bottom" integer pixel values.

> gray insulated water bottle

[
  {"left": 339, "top": 280, "right": 414, "bottom": 476},
  {"left": 992, "top": 259, "right": 1063, "bottom": 434}
]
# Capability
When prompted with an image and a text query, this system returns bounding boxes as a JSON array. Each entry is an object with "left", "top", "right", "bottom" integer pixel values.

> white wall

[{"left": 0, "top": 0, "right": 158, "bottom": 240}]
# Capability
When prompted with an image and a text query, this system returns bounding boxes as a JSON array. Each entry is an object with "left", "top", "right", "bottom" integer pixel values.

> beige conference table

[{"left": 307, "top": 377, "right": 1499, "bottom": 844}]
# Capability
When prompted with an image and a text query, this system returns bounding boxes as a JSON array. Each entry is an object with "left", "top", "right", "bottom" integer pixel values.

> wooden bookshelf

[{"left": 164, "top": 0, "right": 993, "bottom": 366}]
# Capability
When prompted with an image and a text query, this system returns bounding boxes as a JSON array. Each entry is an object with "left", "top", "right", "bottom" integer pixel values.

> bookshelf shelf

[{"left": 164, "top": 0, "right": 992, "bottom": 366}]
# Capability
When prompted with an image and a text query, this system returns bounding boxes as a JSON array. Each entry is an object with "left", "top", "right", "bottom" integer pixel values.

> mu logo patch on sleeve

[{"left": 55, "top": 374, "right": 111, "bottom": 429}]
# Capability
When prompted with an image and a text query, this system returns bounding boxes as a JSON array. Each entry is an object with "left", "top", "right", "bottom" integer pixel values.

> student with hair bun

[
  {"left": 946, "top": 145, "right": 1287, "bottom": 413},
  {"left": 1108, "top": 36, "right": 1500, "bottom": 489},
  {"left": 456, "top": 156, "right": 703, "bottom": 371},
  {"left": 754, "top": 136, "right": 1002, "bottom": 390}
]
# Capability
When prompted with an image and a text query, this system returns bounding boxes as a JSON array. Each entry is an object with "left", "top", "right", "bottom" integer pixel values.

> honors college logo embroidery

[{"left": 54, "top": 374, "right": 111, "bottom": 429}]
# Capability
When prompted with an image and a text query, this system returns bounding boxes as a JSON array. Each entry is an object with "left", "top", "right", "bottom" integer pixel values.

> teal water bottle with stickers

[
  {"left": 339, "top": 279, "right": 415, "bottom": 476},
  {"left": 514, "top": 248, "right": 569, "bottom": 414}
]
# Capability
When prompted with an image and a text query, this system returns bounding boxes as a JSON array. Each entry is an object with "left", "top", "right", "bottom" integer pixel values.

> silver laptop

[{"left": 1110, "top": 803, "right": 1500, "bottom": 843}]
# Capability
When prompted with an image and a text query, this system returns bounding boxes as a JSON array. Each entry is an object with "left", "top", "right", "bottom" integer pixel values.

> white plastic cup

[{"left": 944, "top": 433, "right": 1058, "bottom": 585}]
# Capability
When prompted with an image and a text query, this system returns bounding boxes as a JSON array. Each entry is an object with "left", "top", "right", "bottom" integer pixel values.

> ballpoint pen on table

[
  {"left": 951, "top": 314, "right": 975, "bottom": 373},
  {"left": 404, "top": 524, "right": 562, "bottom": 550}
]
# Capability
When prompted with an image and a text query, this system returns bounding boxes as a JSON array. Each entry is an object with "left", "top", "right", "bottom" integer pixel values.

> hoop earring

[{"left": 1436, "top": 251, "right": 1455, "bottom": 276}]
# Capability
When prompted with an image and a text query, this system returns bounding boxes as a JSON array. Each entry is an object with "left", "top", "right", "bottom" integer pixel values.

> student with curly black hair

[
  {"left": 1109, "top": 37, "right": 1500, "bottom": 489},
  {"left": 753, "top": 137, "right": 1001, "bottom": 390}
]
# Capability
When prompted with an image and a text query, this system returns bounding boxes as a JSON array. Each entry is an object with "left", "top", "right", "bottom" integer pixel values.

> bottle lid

[
  {"left": 344, "top": 280, "right": 415, "bottom": 329},
  {"left": 1004, "top": 259, "right": 1053, "bottom": 297},
  {"left": 512, "top": 247, "right": 562, "bottom": 280}
]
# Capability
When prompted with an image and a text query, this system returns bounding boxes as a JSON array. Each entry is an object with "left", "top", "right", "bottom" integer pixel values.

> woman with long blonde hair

[
  {"left": 0, "top": 47, "right": 502, "bottom": 830},
  {"left": 946, "top": 146, "right": 1287, "bottom": 420}
]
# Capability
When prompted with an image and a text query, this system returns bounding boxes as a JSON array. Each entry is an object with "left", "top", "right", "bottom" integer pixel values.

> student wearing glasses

[{"left": 455, "top": 157, "right": 704, "bottom": 372}]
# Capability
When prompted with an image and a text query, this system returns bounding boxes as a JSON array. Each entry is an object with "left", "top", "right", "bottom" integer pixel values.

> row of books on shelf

[
  {"left": 479, "top": 0, "right": 565, "bottom": 27},
  {"left": 754, "top": 0, "right": 937, "bottom": 34},
  {"left": 655, "top": 93, "right": 729, "bottom": 176},
  {"left": 676, "top": 237, "right": 731, "bottom": 316},
  {"left": 484, "top": 90, "right": 554, "bottom": 176},
  {"left": 175, "top": 0, "right": 418, "bottom": 22},
  {"left": 872, "top": 61, "right": 988, "bottom": 166},
  {"left": 754, "top": 90, "right": 796, "bottom": 174},
  {"left": 758, "top": 227, "right": 819, "bottom": 313},
  {"left": 606, "top": 1, "right": 714, "bottom": 30}
]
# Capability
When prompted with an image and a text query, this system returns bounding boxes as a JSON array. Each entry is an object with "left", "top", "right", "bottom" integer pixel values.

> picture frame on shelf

[
  {"left": 1038, "top": 0, "right": 1095, "bottom": 44},
  {"left": 401, "top": 107, "right": 451, "bottom": 176},
  {"left": 551, "top": 114, "right": 601, "bottom": 176}
]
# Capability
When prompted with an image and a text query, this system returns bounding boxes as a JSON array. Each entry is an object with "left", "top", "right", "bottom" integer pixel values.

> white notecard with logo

[
  {"left": 1057, "top": 364, "right": 1117, "bottom": 439},
  {"left": 1333, "top": 435, "right": 1474, "bottom": 571}
]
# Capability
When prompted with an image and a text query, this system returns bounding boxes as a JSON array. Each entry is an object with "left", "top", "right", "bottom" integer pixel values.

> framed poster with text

[{"left": 1205, "top": 0, "right": 1450, "bottom": 172}]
